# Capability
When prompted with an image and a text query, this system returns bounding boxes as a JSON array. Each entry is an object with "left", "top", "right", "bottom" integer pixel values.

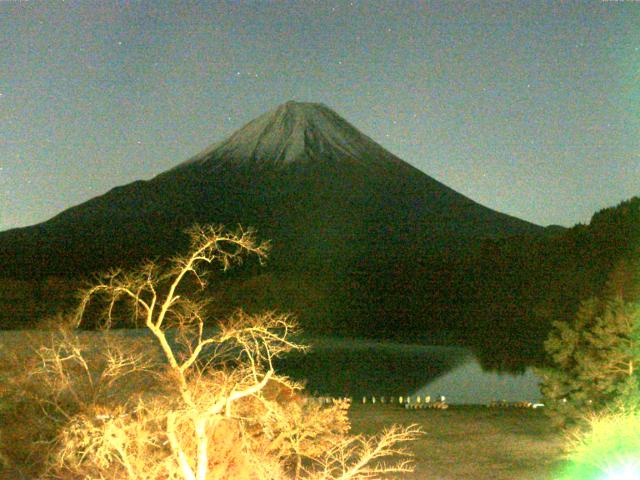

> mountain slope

[{"left": 0, "top": 101, "right": 542, "bottom": 279}]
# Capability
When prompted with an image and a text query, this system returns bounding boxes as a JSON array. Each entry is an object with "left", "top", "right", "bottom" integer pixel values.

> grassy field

[
  {"left": 0, "top": 402, "right": 568, "bottom": 479},
  {"left": 349, "top": 404, "right": 566, "bottom": 480}
]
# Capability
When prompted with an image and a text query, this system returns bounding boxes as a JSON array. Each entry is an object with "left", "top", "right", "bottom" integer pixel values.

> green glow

[
  {"left": 558, "top": 457, "right": 640, "bottom": 480},
  {"left": 603, "top": 461, "right": 640, "bottom": 480},
  {"left": 557, "top": 409, "right": 640, "bottom": 480}
]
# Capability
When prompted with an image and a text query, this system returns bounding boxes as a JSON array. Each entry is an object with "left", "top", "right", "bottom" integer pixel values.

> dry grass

[{"left": 349, "top": 404, "right": 566, "bottom": 480}]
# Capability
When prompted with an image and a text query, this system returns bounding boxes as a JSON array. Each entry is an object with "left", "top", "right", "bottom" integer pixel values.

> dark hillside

[{"left": 463, "top": 196, "right": 640, "bottom": 370}]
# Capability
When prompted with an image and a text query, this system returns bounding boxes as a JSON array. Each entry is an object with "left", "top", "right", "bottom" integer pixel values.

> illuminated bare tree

[{"left": 12, "top": 224, "right": 422, "bottom": 480}]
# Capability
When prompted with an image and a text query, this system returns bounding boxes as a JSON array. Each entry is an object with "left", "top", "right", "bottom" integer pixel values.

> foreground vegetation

[{"left": 0, "top": 225, "right": 420, "bottom": 479}]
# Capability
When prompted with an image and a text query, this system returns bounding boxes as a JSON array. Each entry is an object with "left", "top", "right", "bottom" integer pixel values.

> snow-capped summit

[{"left": 180, "top": 101, "right": 404, "bottom": 171}]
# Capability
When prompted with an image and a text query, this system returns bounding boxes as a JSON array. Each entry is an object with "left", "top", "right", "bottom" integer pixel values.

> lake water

[
  {"left": 277, "top": 337, "right": 543, "bottom": 405},
  {"left": 1, "top": 330, "right": 542, "bottom": 405}
]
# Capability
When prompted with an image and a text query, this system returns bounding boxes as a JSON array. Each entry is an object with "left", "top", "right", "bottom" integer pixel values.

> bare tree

[{"left": 2, "top": 225, "right": 421, "bottom": 479}]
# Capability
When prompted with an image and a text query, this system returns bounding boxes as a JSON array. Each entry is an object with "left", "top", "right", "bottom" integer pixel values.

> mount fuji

[{"left": 0, "top": 101, "right": 542, "bottom": 279}]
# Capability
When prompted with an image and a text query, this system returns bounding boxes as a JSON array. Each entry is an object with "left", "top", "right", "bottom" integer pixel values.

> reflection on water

[
  {"left": 276, "top": 338, "right": 542, "bottom": 404},
  {"left": 412, "top": 360, "right": 542, "bottom": 404},
  {"left": 276, "top": 338, "right": 468, "bottom": 397},
  {"left": 10, "top": 330, "right": 541, "bottom": 404}
]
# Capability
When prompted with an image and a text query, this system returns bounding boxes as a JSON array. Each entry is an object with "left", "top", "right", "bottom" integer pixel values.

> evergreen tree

[{"left": 537, "top": 297, "right": 640, "bottom": 428}]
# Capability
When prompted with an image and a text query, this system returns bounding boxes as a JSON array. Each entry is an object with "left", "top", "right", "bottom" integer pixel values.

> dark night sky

[{"left": 1, "top": 0, "right": 638, "bottom": 232}]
